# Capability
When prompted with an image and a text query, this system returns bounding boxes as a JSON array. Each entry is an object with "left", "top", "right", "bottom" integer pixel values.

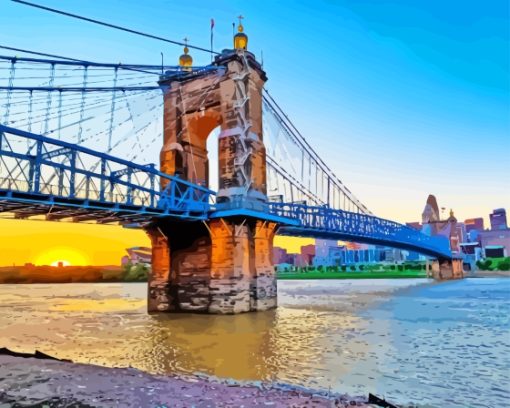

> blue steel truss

[
  {"left": 0, "top": 125, "right": 452, "bottom": 258},
  {"left": 0, "top": 125, "right": 213, "bottom": 223},
  {"left": 268, "top": 202, "right": 452, "bottom": 259}
]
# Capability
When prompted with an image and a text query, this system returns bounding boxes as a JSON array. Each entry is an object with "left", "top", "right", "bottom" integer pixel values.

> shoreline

[
  {"left": 0, "top": 352, "right": 372, "bottom": 407},
  {"left": 1, "top": 271, "right": 508, "bottom": 284}
]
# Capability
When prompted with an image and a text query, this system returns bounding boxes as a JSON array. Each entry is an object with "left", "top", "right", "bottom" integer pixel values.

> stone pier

[
  {"left": 427, "top": 258, "right": 464, "bottom": 280},
  {"left": 146, "top": 218, "right": 277, "bottom": 314}
]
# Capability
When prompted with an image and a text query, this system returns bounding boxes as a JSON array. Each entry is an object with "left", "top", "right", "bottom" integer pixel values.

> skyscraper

[
  {"left": 490, "top": 208, "right": 507, "bottom": 231},
  {"left": 464, "top": 218, "right": 484, "bottom": 233}
]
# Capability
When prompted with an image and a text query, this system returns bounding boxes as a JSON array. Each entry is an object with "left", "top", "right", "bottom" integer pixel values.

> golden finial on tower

[
  {"left": 234, "top": 15, "right": 248, "bottom": 50},
  {"left": 179, "top": 37, "right": 193, "bottom": 71}
]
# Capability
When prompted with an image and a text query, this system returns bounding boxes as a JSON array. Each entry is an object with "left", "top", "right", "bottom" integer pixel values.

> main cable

[{"left": 12, "top": 0, "right": 219, "bottom": 55}]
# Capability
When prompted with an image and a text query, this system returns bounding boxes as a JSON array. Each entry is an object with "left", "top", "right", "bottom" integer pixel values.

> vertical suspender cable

[
  {"left": 107, "top": 67, "right": 118, "bottom": 150},
  {"left": 2, "top": 59, "right": 17, "bottom": 125},
  {"left": 43, "top": 63, "right": 55, "bottom": 134},
  {"left": 57, "top": 89, "right": 63, "bottom": 139},
  {"left": 77, "top": 65, "right": 88, "bottom": 143},
  {"left": 27, "top": 90, "right": 33, "bottom": 150},
  {"left": 27, "top": 90, "right": 33, "bottom": 132}
]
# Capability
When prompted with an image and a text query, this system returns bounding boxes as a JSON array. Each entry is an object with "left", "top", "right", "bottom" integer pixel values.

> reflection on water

[{"left": 0, "top": 279, "right": 508, "bottom": 407}]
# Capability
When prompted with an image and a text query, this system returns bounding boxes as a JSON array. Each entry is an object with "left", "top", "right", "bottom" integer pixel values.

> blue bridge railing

[
  {"left": 269, "top": 202, "right": 452, "bottom": 259},
  {"left": 0, "top": 125, "right": 214, "bottom": 222}
]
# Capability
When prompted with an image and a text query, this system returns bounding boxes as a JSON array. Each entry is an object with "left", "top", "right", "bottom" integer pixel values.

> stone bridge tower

[{"left": 146, "top": 22, "right": 278, "bottom": 314}]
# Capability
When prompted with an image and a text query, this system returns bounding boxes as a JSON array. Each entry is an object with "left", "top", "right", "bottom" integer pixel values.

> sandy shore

[{"left": 0, "top": 355, "right": 372, "bottom": 407}]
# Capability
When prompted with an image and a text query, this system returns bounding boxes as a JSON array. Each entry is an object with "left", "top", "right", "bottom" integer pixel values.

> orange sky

[{"left": 0, "top": 219, "right": 311, "bottom": 266}]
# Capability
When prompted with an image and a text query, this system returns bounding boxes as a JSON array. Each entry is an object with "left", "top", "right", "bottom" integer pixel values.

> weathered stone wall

[
  {"left": 146, "top": 227, "right": 173, "bottom": 312},
  {"left": 209, "top": 219, "right": 252, "bottom": 314},
  {"left": 430, "top": 258, "right": 464, "bottom": 280},
  {"left": 146, "top": 218, "right": 278, "bottom": 314},
  {"left": 251, "top": 221, "right": 277, "bottom": 311},
  {"left": 159, "top": 52, "right": 267, "bottom": 205}
]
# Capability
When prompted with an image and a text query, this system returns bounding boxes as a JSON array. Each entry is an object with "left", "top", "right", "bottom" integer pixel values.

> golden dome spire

[
  {"left": 179, "top": 37, "right": 193, "bottom": 71},
  {"left": 234, "top": 15, "right": 248, "bottom": 50}
]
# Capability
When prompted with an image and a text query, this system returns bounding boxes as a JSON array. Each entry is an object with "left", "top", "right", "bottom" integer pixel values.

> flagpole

[{"left": 210, "top": 18, "right": 214, "bottom": 62}]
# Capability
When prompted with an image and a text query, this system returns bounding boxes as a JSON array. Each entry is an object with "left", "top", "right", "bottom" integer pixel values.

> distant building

[
  {"left": 275, "top": 263, "right": 293, "bottom": 272},
  {"left": 384, "top": 248, "right": 404, "bottom": 263},
  {"left": 490, "top": 208, "right": 507, "bottom": 231},
  {"left": 485, "top": 246, "right": 506, "bottom": 258},
  {"left": 467, "top": 229, "right": 480, "bottom": 243},
  {"left": 460, "top": 242, "right": 481, "bottom": 256},
  {"left": 300, "top": 244, "right": 315, "bottom": 265},
  {"left": 455, "top": 222, "right": 467, "bottom": 245},
  {"left": 293, "top": 254, "right": 309, "bottom": 267},
  {"left": 313, "top": 239, "right": 337, "bottom": 266},
  {"left": 273, "top": 246, "right": 289, "bottom": 265},
  {"left": 478, "top": 229, "right": 510, "bottom": 257},
  {"left": 121, "top": 247, "right": 151, "bottom": 266},
  {"left": 464, "top": 217, "right": 484, "bottom": 233},
  {"left": 344, "top": 241, "right": 362, "bottom": 250},
  {"left": 459, "top": 242, "right": 482, "bottom": 271}
]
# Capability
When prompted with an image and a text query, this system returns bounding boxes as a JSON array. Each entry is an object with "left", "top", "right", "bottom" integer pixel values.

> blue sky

[{"left": 1, "top": 0, "right": 509, "bottom": 224}]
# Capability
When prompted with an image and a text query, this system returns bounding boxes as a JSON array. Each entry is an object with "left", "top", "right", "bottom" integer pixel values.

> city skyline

[
  {"left": 0, "top": 205, "right": 506, "bottom": 265},
  {"left": 0, "top": 0, "right": 508, "bottom": 264}
]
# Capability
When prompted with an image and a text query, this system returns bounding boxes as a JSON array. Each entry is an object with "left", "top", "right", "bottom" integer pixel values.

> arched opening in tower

[
  {"left": 206, "top": 126, "right": 220, "bottom": 193},
  {"left": 183, "top": 111, "right": 222, "bottom": 190}
]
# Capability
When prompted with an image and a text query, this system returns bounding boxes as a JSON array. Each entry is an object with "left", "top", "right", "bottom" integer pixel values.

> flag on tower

[{"left": 210, "top": 18, "right": 215, "bottom": 61}]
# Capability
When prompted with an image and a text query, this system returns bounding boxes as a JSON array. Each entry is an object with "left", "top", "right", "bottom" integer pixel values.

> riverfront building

[
  {"left": 478, "top": 229, "right": 510, "bottom": 257},
  {"left": 121, "top": 247, "right": 152, "bottom": 266},
  {"left": 465, "top": 217, "right": 484, "bottom": 233},
  {"left": 490, "top": 208, "right": 508, "bottom": 231}
]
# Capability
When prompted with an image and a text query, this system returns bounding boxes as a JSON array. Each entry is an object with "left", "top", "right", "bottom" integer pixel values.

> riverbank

[
  {"left": 0, "top": 354, "right": 370, "bottom": 407},
  {"left": 0, "top": 264, "right": 147, "bottom": 284}
]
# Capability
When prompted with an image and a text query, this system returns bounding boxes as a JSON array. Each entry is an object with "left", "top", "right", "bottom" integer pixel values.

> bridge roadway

[{"left": 0, "top": 125, "right": 451, "bottom": 259}]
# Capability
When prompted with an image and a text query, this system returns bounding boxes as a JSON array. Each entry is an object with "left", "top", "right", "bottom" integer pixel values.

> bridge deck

[{"left": 0, "top": 125, "right": 452, "bottom": 259}]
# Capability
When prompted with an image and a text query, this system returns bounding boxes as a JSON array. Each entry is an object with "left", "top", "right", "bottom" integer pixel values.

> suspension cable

[{"left": 12, "top": 0, "right": 219, "bottom": 55}]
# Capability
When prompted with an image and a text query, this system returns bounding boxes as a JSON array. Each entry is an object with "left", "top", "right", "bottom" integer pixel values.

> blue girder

[
  {"left": 0, "top": 125, "right": 214, "bottom": 222},
  {"left": 268, "top": 202, "right": 452, "bottom": 259}
]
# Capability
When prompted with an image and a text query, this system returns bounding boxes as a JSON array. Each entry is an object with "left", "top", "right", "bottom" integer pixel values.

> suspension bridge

[{"left": 0, "top": 14, "right": 462, "bottom": 313}]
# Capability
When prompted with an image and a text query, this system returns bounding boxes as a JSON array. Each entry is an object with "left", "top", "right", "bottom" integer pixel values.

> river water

[{"left": 0, "top": 278, "right": 508, "bottom": 407}]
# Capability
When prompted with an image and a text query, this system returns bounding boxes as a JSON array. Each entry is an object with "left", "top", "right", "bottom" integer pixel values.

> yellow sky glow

[
  {"left": 0, "top": 219, "right": 308, "bottom": 266},
  {"left": 0, "top": 219, "right": 149, "bottom": 266}
]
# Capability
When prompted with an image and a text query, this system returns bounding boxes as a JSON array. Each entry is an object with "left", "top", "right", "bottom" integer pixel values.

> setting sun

[
  {"left": 50, "top": 260, "right": 71, "bottom": 267},
  {"left": 34, "top": 247, "right": 89, "bottom": 267}
]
